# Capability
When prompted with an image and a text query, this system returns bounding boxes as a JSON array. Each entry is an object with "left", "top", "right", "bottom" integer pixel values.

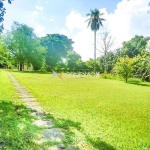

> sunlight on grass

[
  {"left": 10, "top": 70, "right": 150, "bottom": 150},
  {"left": 0, "top": 69, "right": 18, "bottom": 101}
]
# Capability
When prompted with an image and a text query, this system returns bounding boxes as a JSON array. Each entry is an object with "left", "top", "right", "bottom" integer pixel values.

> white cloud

[
  {"left": 60, "top": 29, "right": 70, "bottom": 37},
  {"left": 73, "top": 29, "right": 94, "bottom": 61},
  {"left": 104, "top": 0, "right": 150, "bottom": 47},
  {"left": 66, "top": 11, "right": 87, "bottom": 31},
  {"left": 35, "top": 25, "right": 45, "bottom": 37},
  {"left": 64, "top": 11, "right": 94, "bottom": 60},
  {"left": 36, "top": 5, "right": 44, "bottom": 11}
]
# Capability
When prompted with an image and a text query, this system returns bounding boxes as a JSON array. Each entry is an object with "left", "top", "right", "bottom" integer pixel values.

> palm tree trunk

[
  {"left": 104, "top": 51, "right": 107, "bottom": 73},
  {"left": 94, "top": 30, "right": 96, "bottom": 74}
]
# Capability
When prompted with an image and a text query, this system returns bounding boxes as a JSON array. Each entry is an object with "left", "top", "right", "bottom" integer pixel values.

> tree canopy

[
  {"left": 40, "top": 34, "right": 74, "bottom": 71},
  {"left": 3, "top": 22, "right": 45, "bottom": 70}
]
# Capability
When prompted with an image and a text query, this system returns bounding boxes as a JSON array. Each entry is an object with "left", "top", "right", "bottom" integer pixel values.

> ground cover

[
  {"left": 0, "top": 70, "right": 40, "bottom": 149},
  {"left": 10, "top": 70, "right": 150, "bottom": 150},
  {"left": 0, "top": 69, "right": 17, "bottom": 102}
]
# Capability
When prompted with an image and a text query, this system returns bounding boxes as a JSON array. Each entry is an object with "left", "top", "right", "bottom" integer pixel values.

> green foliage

[
  {"left": 100, "top": 73, "right": 116, "bottom": 79},
  {"left": 114, "top": 56, "right": 135, "bottom": 82},
  {"left": 122, "top": 35, "right": 149, "bottom": 58},
  {"left": 0, "top": 37, "right": 11, "bottom": 68},
  {"left": 3, "top": 22, "right": 45, "bottom": 71},
  {"left": 98, "top": 51, "right": 116, "bottom": 73},
  {"left": 134, "top": 51, "right": 150, "bottom": 81},
  {"left": 86, "top": 8, "right": 105, "bottom": 31},
  {"left": 66, "top": 51, "right": 81, "bottom": 71},
  {"left": 128, "top": 78, "right": 142, "bottom": 84},
  {"left": 85, "top": 58, "right": 101, "bottom": 72},
  {"left": 40, "top": 34, "right": 74, "bottom": 71}
]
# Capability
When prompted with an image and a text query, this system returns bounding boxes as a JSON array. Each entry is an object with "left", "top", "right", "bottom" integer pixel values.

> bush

[
  {"left": 100, "top": 73, "right": 115, "bottom": 79},
  {"left": 128, "top": 78, "right": 142, "bottom": 84}
]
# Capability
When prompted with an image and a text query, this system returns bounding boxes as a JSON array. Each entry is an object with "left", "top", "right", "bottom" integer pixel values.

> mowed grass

[
  {"left": 0, "top": 69, "right": 18, "bottom": 101},
  {"left": 0, "top": 70, "right": 42, "bottom": 149},
  {"left": 10, "top": 70, "right": 150, "bottom": 150}
]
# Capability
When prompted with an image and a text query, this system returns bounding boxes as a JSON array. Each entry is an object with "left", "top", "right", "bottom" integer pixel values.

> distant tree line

[{"left": 0, "top": 21, "right": 150, "bottom": 82}]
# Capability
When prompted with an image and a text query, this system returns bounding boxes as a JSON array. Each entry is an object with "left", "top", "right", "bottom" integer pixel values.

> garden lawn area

[
  {"left": 0, "top": 69, "right": 17, "bottom": 101},
  {"left": 0, "top": 70, "right": 42, "bottom": 149},
  {"left": 9, "top": 70, "right": 150, "bottom": 150}
]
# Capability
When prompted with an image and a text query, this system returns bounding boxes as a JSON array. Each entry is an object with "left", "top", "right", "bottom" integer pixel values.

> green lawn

[
  {"left": 6, "top": 70, "right": 150, "bottom": 149},
  {"left": 0, "top": 70, "right": 42, "bottom": 149},
  {"left": 0, "top": 69, "right": 17, "bottom": 101}
]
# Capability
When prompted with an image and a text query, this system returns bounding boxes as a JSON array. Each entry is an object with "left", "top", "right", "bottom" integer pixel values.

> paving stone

[
  {"left": 27, "top": 105, "right": 43, "bottom": 111},
  {"left": 19, "top": 95, "right": 34, "bottom": 99},
  {"left": 21, "top": 97, "right": 37, "bottom": 101},
  {"left": 31, "top": 112, "right": 46, "bottom": 118},
  {"left": 17, "top": 91, "right": 31, "bottom": 95},
  {"left": 35, "top": 128, "right": 65, "bottom": 144},
  {"left": 33, "top": 119, "right": 53, "bottom": 127},
  {"left": 25, "top": 101, "right": 39, "bottom": 106},
  {"left": 49, "top": 144, "right": 66, "bottom": 150}
]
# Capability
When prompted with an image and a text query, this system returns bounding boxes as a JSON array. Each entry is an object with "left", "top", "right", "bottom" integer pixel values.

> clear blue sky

[{"left": 3, "top": 0, "right": 150, "bottom": 60}]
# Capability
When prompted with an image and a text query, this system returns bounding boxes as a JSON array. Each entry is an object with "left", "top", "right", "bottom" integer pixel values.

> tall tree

[
  {"left": 97, "top": 30, "right": 115, "bottom": 72},
  {"left": 122, "top": 35, "right": 149, "bottom": 58},
  {"left": 3, "top": 22, "right": 45, "bottom": 71},
  {"left": 86, "top": 8, "right": 105, "bottom": 74},
  {"left": 134, "top": 52, "right": 150, "bottom": 81},
  {"left": 40, "top": 34, "right": 74, "bottom": 71},
  {"left": 85, "top": 58, "right": 101, "bottom": 72},
  {"left": 66, "top": 51, "right": 81, "bottom": 71},
  {"left": 114, "top": 56, "right": 135, "bottom": 82},
  {"left": 0, "top": 36, "right": 10, "bottom": 68}
]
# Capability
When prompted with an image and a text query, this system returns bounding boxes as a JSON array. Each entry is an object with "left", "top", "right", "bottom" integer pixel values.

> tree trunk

[
  {"left": 20, "top": 63, "right": 23, "bottom": 71},
  {"left": 94, "top": 30, "right": 96, "bottom": 74},
  {"left": 104, "top": 52, "right": 107, "bottom": 73},
  {"left": 126, "top": 73, "right": 128, "bottom": 82}
]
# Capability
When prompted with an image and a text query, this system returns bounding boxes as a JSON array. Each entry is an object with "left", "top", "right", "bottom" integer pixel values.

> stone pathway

[{"left": 8, "top": 72, "right": 74, "bottom": 150}]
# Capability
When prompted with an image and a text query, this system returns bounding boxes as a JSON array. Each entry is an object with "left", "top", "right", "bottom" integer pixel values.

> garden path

[{"left": 8, "top": 72, "right": 75, "bottom": 150}]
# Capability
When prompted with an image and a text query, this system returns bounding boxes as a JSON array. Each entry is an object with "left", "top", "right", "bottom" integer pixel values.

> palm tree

[{"left": 86, "top": 8, "right": 105, "bottom": 74}]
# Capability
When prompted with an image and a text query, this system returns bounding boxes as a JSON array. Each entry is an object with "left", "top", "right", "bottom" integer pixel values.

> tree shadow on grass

[
  {"left": 86, "top": 136, "right": 116, "bottom": 150},
  {"left": 46, "top": 113, "right": 116, "bottom": 149},
  {"left": 9, "top": 69, "right": 52, "bottom": 74},
  {"left": 127, "top": 82, "right": 150, "bottom": 87},
  {"left": 0, "top": 100, "right": 40, "bottom": 150},
  {"left": 0, "top": 100, "right": 116, "bottom": 149}
]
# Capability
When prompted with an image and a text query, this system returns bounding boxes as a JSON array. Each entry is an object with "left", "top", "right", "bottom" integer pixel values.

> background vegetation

[{"left": 0, "top": 21, "right": 150, "bottom": 82}]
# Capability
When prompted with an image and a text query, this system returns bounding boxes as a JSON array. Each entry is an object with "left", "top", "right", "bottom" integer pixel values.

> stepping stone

[
  {"left": 31, "top": 112, "right": 46, "bottom": 118},
  {"left": 49, "top": 144, "right": 66, "bottom": 150},
  {"left": 35, "top": 128, "right": 65, "bottom": 144},
  {"left": 21, "top": 97, "right": 37, "bottom": 101},
  {"left": 33, "top": 119, "right": 53, "bottom": 127},
  {"left": 17, "top": 91, "right": 31, "bottom": 94},
  {"left": 28, "top": 105, "right": 43, "bottom": 111},
  {"left": 19, "top": 95, "right": 34, "bottom": 98},
  {"left": 25, "top": 101, "right": 39, "bottom": 106}
]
